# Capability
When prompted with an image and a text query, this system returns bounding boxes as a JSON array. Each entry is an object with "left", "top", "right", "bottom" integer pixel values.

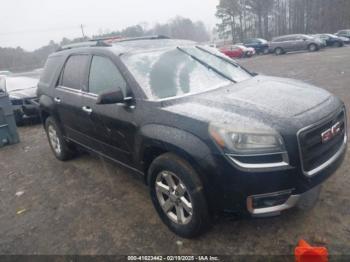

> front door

[{"left": 82, "top": 55, "right": 137, "bottom": 166}]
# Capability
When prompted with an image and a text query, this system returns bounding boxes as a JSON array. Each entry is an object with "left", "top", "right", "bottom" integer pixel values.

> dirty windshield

[{"left": 121, "top": 46, "right": 251, "bottom": 100}]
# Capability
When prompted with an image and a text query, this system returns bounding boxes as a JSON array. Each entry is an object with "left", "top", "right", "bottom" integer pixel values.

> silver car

[{"left": 269, "top": 34, "right": 323, "bottom": 55}]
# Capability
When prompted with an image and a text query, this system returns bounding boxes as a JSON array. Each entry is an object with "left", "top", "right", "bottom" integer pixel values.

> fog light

[{"left": 250, "top": 190, "right": 293, "bottom": 209}]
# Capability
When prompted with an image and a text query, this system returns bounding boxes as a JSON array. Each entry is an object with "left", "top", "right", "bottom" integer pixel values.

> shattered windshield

[{"left": 121, "top": 46, "right": 251, "bottom": 100}]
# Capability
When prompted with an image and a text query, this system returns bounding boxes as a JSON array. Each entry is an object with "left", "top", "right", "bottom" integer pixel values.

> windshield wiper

[
  {"left": 195, "top": 45, "right": 240, "bottom": 68},
  {"left": 196, "top": 46, "right": 256, "bottom": 77},
  {"left": 176, "top": 47, "right": 236, "bottom": 83}
]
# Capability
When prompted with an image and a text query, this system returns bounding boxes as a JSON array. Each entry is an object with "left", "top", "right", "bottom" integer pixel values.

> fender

[
  {"left": 137, "top": 124, "right": 222, "bottom": 211},
  {"left": 38, "top": 95, "right": 63, "bottom": 132},
  {"left": 136, "top": 124, "right": 217, "bottom": 179}
]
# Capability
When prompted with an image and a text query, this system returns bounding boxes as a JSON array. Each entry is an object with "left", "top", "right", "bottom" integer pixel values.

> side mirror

[{"left": 96, "top": 89, "right": 125, "bottom": 105}]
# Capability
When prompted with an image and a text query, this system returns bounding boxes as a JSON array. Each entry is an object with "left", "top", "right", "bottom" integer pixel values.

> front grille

[
  {"left": 24, "top": 98, "right": 39, "bottom": 105},
  {"left": 298, "top": 109, "right": 346, "bottom": 175},
  {"left": 11, "top": 99, "right": 23, "bottom": 106}
]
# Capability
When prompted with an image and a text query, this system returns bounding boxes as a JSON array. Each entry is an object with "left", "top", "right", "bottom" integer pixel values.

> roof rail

[
  {"left": 57, "top": 40, "right": 111, "bottom": 52},
  {"left": 57, "top": 35, "right": 170, "bottom": 52},
  {"left": 90, "top": 35, "right": 170, "bottom": 44}
]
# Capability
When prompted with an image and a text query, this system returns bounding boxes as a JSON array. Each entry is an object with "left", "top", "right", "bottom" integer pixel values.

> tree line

[
  {"left": 216, "top": 0, "right": 350, "bottom": 42},
  {"left": 0, "top": 17, "right": 210, "bottom": 72}
]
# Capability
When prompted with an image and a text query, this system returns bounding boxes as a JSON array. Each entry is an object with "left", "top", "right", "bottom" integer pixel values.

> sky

[{"left": 0, "top": 0, "right": 219, "bottom": 51}]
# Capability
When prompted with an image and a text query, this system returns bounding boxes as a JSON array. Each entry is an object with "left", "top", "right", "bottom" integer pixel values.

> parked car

[
  {"left": 233, "top": 45, "right": 256, "bottom": 57},
  {"left": 0, "top": 70, "right": 12, "bottom": 76},
  {"left": 243, "top": 38, "right": 269, "bottom": 54},
  {"left": 335, "top": 29, "right": 350, "bottom": 39},
  {"left": 219, "top": 45, "right": 244, "bottom": 58},
  {"left": 313, "top": 34, "right": 344, "bottom": 47},
  {"left": 4, "top": 75, "right": 40, "bottom": 125},
  {"left": 38, "top": 37, "right": 347, "bottom": 238},
  {"left": 337, "top": 35, "right": 350, "bottom": 44},
  {"left": 310, "top": 35, "right": 327, "bottom": 48},
  {"left": 269, "top": 34, "right": 323, "bottom": 55}
]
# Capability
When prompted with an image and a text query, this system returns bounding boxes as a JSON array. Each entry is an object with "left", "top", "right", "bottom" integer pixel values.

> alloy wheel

[
  {"left": 155, "top": 171, "right": 193, "bottom": 225},
  {"left": 48, "top": 125, "right": 61, "bottom": 155}
]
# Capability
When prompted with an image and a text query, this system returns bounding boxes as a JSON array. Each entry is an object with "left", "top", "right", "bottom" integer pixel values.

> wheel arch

[{"left": 137, "top": 124, "right": 215, "bottom": 187}]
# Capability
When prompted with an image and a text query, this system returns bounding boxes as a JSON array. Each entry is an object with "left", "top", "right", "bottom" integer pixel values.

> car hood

[
  {"left": 6, "top": 76, "right": 38, "bottom": 99},
  {"left": 162, "top": 76, "right": 339, "bottom": 127},
  {"left": 9, "top": 86, "right": 37, "bottom": 99}
]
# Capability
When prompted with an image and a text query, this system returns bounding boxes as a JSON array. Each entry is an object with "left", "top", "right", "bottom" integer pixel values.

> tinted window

[
  {"left": 61, "top": 55, "right": 89, "bottom": 90},
  {"left": 285, "top": 36, "right": 295, "bottom": 41},
  {"left": 41, "top": 56, "right": 62, "bottom": 85},
  {"left": 88, "top": 56, "right": 127, "bottom": 95},
  {"left": 273, "top": 37, "right": 284, "bottom": 42}
]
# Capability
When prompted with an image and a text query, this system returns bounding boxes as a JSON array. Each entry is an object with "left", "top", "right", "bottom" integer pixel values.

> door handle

[
  {"left": 82, "top": 106, "right": 93, "bottom": 114},
  {"left": 54, "top": 97, "right": 61, "bottom": 103}
]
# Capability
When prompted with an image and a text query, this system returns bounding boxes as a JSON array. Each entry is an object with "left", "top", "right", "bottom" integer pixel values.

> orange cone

[{"left": 295, "top": 239, "right": 328, "bottom": 262}]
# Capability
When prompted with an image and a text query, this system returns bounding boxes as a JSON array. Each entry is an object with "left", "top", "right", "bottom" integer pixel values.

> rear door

[
  {"left": 293, "top": 36, "right": 306, "bottom": 50},
  {"left": 81, "top": 55, "right": 137, "bottom": 165},
  {"left": 54, "top": 54, "right": 90, "bottom": 144}
]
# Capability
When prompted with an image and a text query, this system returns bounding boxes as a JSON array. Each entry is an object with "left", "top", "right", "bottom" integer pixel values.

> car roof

[{"left": 51, "top": 38, "right": 197, "bottom": 58}]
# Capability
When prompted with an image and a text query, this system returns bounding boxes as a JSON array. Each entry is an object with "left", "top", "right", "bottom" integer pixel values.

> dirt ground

[{"left": 0, "top": 46, "right": 350, "bottom": 256}]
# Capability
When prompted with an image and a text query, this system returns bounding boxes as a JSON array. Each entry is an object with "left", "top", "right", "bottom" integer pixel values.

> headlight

[{"left": 209, "top": 123, "right": 285, "bottom": 154}]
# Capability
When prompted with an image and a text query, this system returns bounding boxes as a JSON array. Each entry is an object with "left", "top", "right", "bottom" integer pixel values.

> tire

[
  {"left": 308, "top": 43, "right": 318, "bottom": 52},
  {"left": 148, "top": 153, "right": 210, "bottom": 238},
  {"left": 45, "top": 116, "right": 76, "bottom": 161},
  {"left": 275, "top": 47, "right": 284, "bottom": 56},
  {"left": 335, "top": 41, "right": 343, "bottom": 48},
  {"left": 14, "top": 111, "right": 24, "bottom": 126}
]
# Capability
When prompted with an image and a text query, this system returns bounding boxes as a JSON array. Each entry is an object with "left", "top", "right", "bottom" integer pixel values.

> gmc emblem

[{"left": 321, "top": 122, "right": 342, "bottom": 144}]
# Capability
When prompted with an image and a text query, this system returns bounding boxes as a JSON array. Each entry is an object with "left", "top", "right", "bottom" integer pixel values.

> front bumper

[
  {"left": 207, "top": 132, "right": 347, "bottom": 214},
  {"left": 11, "top": 97, "right": 40, "bottom": 118}
]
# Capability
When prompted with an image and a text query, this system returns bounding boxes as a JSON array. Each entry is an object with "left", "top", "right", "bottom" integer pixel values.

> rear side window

[
  {"left": 273, "top": 37, "right": 283, "bottom": 42},
  {"left": 40, "top": 56, "right": 62, "bottom": 85},
  {"left": 88, "top": 56, "right": 127, "bottom": 95},
  {"left": 61, "top": 55, "right": 89, "bottom": 90}
]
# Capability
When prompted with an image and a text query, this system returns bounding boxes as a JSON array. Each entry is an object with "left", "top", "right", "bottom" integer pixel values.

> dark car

[
  {"left": 37, "top": 37, "right": 347, "bottom": 238},
  {"left": 2, "top": 75, "right": 40, "bottom": 125},
  {"left": 243, "top": 38, "right": 269, "bottom": 54},
  {"left": 269, "top": 34, "right": 323, "bottom": 55},
  {"left": 314, "top": 34, "right": 344, "bottom": 47}
]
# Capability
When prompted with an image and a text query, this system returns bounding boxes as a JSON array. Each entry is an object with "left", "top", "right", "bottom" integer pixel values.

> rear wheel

[
  {"left": 148, "top": 153, "right": 210, "bottom": 238},
  {"left": 335, "top": 41, "right": 343, "bottom": 47},
  {"left": 275, "top": 47, "right": 284, "bottom": 56},
  {"left": 45, "top": 117, "right": 76, "bottom": 161},
  {"left": 308, "top": 43, "right": 318, "bottom": 52}
]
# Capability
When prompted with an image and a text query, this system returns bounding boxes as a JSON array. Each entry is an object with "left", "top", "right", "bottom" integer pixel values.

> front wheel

[
  {"left": 275, "top": 47, "right": 284, "bottom": 56},
  {"left": 308, "top": 44, "right": 318, "bottom": 52},
  {"left": 335, "top": 41, "right": 343, "bottom": 48},
  {"left": 148, "top": 153, "right": 210, "bottom": 238},
  {"left": 14, "top": 111, "right": 24, "bottom": 126}
]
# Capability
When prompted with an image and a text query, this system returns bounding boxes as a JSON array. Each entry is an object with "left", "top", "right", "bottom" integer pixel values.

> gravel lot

[{"left": 1, "top": 46, "right": 350, "bottom": 256}]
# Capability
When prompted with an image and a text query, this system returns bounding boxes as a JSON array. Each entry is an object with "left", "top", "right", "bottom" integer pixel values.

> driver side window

[{"left": 88, "top": 56, "right": 127, "bottom": 96}]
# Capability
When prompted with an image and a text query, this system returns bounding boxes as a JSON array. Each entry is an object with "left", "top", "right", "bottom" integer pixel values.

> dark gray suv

[
  {"left": 37, "top": 37, "right": 347, "bottom": 238},
  {"left": 269, "top": 34, "right": 323, "bottom": 55}
]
